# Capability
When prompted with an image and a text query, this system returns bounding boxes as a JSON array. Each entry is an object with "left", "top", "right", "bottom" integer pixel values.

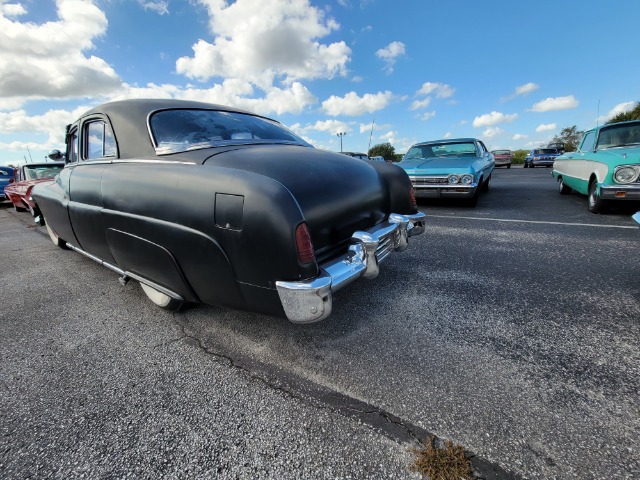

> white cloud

[
  {"left": 536, "top": 123, "right": 556, "bottom": 133},
  {"left": 139, "top": 1, "right": 169, "bottom": 15},
  {"left": 473, "top": 111, "right": 518, "bottom": 127},
  {"left": 294, "top": 119, "right": 352, "bottom": 135},
  {"left": 512, "top": 133, "right": 528, "bottom": 140},
  {"left": 0, "top": 105, "right": 90, "bottom": 151},
  {"left": 110, "top": 79, "right": 317, "bottom": 117},
  {"left": 603, "top": 101, "right": 636, "bottom": 121},
  {"left": 482, "top": 127, "right": 503, "bottom": 139},
  {"left": 321, "top": 90, "right": 393, "bottom": 116},
  {"left": 416, "top": 82, "right": 454, "bottom": 98},
  {"left": 0, "top": 0, "right": 122, "bottom": 104},
  {"left": 351, "top": 76, "right": 364, "bottom": 83},
  {"left": 409, "top": 97, "right": 431, "bottom": 111},
  {"left": 443, "top": 131, "right": 453, "bottom": 139},
  {"left": 0, "top": 2, "right": 26, "bottom": 17},
  {"left": 176, "top": 0, "right": 351, "bottom": 89},
  {"left": 530, "top": 95, "right": 579, "bottom": 112},
  {"left": 375, "top": 41, "right": 405, "bottom": 73},
  {"left": 417, "top": 111, "right": 435, "bottom": 121},
  {"left": 358, "top": 121, "right": 389, "bottom": 134},
  {"left": 515, "top": 82, "right": 539, "bottom": 96}
]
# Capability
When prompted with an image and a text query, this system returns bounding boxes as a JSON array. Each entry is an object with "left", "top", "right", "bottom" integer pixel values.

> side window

[
  {"left": 67, "top": 128, "right": 79, "bottom": 163},
  {"left": 84, "top": 121, "right": 117, "bottom": 160},
  {"left": 478, "top": 141, "right": 488, "bottom": 155},
  {"left": 580, "top": 131, "right": 596, "bottom": 152}
]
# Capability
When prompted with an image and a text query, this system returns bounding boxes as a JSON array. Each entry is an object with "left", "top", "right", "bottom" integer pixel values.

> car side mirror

[{"left": 48, "top": 149, "right": 64, "bottom": 161}]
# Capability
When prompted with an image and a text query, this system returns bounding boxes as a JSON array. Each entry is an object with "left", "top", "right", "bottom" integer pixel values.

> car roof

[
  {"left": 78, "top": 99, "right": 279, "bottom": 160},
  {"left": 412, "top": 138, "right": 478, "bottom": 146},
  {"left": 585, "top": 119, "right": 640, "bottom": 134}
]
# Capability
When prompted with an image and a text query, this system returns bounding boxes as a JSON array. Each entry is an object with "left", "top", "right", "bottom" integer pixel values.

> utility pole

[{"left": 336, "top": 132, "right": 346, "bottom": 152}]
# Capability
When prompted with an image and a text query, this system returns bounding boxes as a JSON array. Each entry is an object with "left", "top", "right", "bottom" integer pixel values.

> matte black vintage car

[{"left": 32, "top": 99, "right": 425, "bottom": 323}]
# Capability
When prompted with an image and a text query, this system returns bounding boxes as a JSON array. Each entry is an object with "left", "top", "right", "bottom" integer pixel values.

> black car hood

[{"left": 203, "top": 144, "right": 389, "bottom": 253}]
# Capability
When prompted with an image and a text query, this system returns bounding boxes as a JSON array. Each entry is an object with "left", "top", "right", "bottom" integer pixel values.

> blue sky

[{"left": 1, "top": 0, "right": 639, "bottom": 165}]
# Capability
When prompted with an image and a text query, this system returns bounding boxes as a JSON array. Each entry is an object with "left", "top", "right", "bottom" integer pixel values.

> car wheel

[
  {"left": 588, "top": 180, "right": 608, "bottom": 214},
  {"left": 45, "top": 221, "right": 68, "bottom": 249},
  {"left": 140, "top": 283, "right": 183, "bottom": 310},
  {"left": 559, "top": 178, "right": 572, "bottom": 195},
  {"left": 507, "top": 164, "right": 511, "bottom": 169},
  {"left": 530, "top": 164, "right": 535, "bottom": 168},
  {"left": 523, "top": 163, "right": 528, "bottom": 168},
  {"left": 481, "top": 174, "right": 491, "bottom": 192}
]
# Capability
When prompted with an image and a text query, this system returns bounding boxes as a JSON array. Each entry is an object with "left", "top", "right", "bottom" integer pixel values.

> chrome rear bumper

[{"left": 276, "top": 212, "right": 425, "bottom": 324}]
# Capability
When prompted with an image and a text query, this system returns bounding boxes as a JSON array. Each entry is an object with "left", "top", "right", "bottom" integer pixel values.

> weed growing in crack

[{"left": 410, "top": 438, "right": 473, "bottom": 480}]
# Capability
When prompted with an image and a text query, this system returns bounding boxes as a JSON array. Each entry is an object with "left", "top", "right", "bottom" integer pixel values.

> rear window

[
  {"left": 150, "top": 109, "right": 310, "bottom": 154},
  {"left": 492, "top": 150, "right": 511, "bottom": 155}
]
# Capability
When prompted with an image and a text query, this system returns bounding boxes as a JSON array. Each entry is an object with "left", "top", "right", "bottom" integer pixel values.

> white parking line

[{"left": 427, "top": 214, "right": 639, "bottom": 229}]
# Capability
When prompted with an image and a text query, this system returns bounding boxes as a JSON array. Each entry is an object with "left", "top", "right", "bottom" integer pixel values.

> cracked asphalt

[{"left": 1, "top": 166, "right": 639, "bottom": 479}]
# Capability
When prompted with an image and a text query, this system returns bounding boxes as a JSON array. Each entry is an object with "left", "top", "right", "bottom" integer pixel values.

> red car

[
  {"left": 491, "top": 149, "right": 513, "bottom": 168},
  {"left": 5, "top": 162, "right": 65, "bottom": 212}
]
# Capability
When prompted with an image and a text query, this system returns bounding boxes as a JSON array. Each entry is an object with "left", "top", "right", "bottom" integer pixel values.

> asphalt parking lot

[{"left": 1, "top": 166, "right": 639, "bottom": 479}]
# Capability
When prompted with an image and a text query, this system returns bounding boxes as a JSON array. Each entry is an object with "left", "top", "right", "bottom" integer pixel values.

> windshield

[
  {"left": 534, "top": 149, "right": 557, "bottom": 155},
  {"left": 150, "top": 109, "right": 310, "bottom": 154},
  {"left": 492, "top": 150, "right": 510, "bottom": 155},
  {"left": 404, "top": 142, "right": 477, "bottom": 160},
  {"left": 596, "top": 122, "right": 640, "bottom": 149},
  {"left": 23, "top": 164, "right": 63, "bottom": 180}
]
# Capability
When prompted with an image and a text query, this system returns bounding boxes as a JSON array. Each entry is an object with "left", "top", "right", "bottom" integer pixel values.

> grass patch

[{"left": 410, "top": 438, "right": 473, "bottom": 480}]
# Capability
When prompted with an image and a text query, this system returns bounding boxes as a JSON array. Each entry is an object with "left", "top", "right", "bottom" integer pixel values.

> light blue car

[
  {"left": 552, "top": 120, "right": 640, "bottom": 213},
  {"left": 399, "top": 138, "right": 495, "bottom": 207}
]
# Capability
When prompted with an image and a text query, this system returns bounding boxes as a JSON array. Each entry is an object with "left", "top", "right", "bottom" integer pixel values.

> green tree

[
  {"left": 368, "top": 142, "right": 395, "bottom": 161},
  {"left": 606, "top": 102, "right": 640, "bottom": 124},
  {"left": 551, "top": 125, "right": 582, "bottom": 152},
  {"left": 511, "top": 149, "right": 528, "bottom": 165}
]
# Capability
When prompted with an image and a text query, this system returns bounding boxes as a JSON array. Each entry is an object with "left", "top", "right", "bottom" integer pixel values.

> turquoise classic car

[
  {"left": 398, "top": 138, "right": 495, "bottom": 207},
  {"left": 552, "top": 120, "right": 640, "bottom": 213}
]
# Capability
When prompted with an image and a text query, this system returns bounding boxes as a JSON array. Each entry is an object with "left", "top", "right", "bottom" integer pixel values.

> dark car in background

[
  {"left": 0, "top": 166, "right": 15, "bottom": 202},
  {"left": 524, "top": 148, "right": 561, "bottom": 168},
  {"left": 491, "top": 149, "right": 513, "bottom": 168},
  {"left": 341, "top": 151, "right": 370, "bottom": 160},
  {"left": 32, "top": 99, "right": 425, "bottom": 324},
  {"left": 547, "top": 142, "right": 565, "bottom": 154}
]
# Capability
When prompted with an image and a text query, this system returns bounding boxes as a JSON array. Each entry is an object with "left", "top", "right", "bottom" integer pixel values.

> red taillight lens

[
  {"left": 8, "top": 178, "right": 14, "bottom": 184},
  {"left": 295, "top": 223, "right": 315, "bottom": 264},
  {"left": 409, "top": 185, "right": 417, "bottom": 207}
]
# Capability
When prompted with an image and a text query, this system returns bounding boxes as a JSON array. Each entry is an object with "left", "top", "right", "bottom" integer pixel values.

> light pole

[{"left": 336, "top": 132, "right": 346, "bottom": 152}]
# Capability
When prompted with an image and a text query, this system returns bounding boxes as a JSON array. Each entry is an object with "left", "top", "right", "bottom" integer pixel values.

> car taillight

[
  {"left": 295, "top": 222, "right": 315, "bottom": 264},
  {"left": 409, "top": 185, "right": 417, "bottom": 207}
]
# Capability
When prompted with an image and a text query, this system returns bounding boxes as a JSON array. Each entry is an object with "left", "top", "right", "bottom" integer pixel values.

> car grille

[
  {"left": 315, "top": 224, "right": 397, "bottom": 265},
  {"left": 376, "top": 230, "right": 395, "bottom": 263},
  {"left": 409, "top": 176, "right": 448, "bottom": 185}
]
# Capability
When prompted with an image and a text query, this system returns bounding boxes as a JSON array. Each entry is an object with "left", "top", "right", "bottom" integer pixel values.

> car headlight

[
  {"left": 460, "top": 174, "right": 473, "bottom": 185},
  {"left": 448, "top": 174, "right": 460, "bottom": 184},
  {"left": 613, "top": 166, "right": 640, "bottom": 184}
]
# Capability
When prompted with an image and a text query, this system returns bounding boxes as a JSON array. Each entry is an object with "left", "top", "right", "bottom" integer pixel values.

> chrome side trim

[
  {"left": 276, "top": 211, "right": 426, "bottom": 324},
  {"left": 111, "top": 159, "right": 197, "bottom": 165},
  {"left": 65, "top": 243, "right": 183, "bottom": 301},
  {"left": 123, "top": 270, "right": 184, "bottom": 301}
]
